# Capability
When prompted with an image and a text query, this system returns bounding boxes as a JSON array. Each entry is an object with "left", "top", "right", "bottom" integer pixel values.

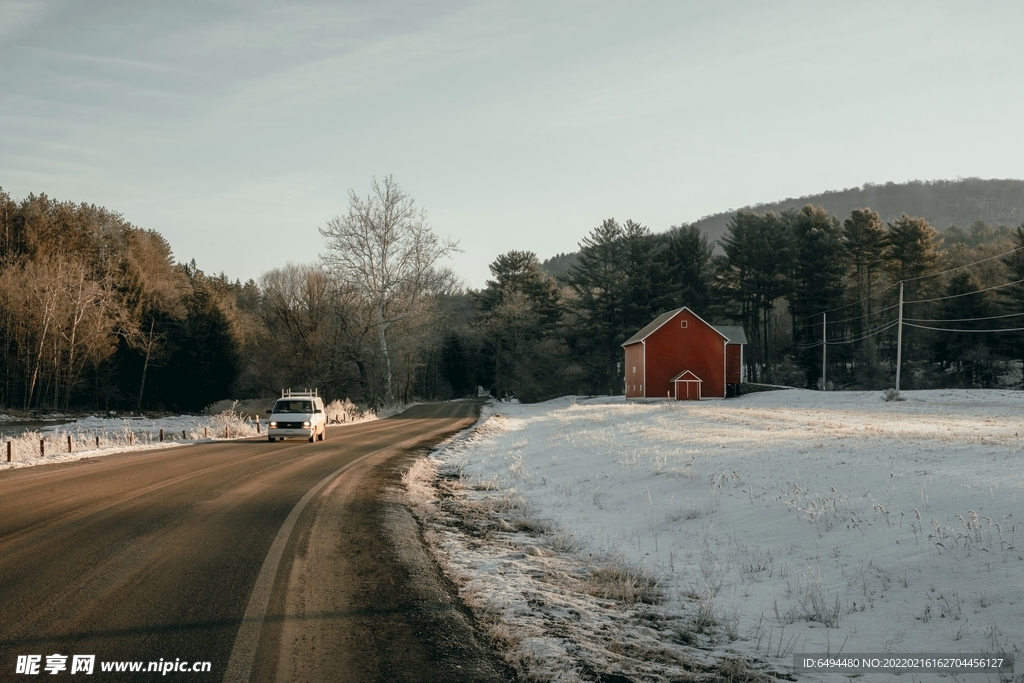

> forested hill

[{"left": 541, "top": 178, "right": 1024, "bottom": 281}]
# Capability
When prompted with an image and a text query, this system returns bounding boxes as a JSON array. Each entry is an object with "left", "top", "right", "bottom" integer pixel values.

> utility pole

[
  {"left": 821, "top": 312, "right": 826, "bottom": 390},
  {"left": 895, "top": 281, "right": 904, "bottom": 392}
]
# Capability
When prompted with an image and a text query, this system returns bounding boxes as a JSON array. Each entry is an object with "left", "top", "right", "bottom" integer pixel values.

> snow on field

[{"left": 409, "top": 390, "right": 1024, "bottom": 682}]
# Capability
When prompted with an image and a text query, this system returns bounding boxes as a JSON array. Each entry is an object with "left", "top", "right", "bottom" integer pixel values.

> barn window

[
  {"left": 632, "top": 366, "right": 636, "bottom": 374},
  {"left": 680, "top": 320, "right": 688, "bottom": 328}
]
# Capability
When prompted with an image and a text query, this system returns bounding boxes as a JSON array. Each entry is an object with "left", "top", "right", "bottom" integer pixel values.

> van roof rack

[{"left": 281, "top": 388, "right": 318, "bottom": 398}]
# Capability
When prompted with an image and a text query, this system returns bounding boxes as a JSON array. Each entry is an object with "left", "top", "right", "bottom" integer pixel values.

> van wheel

[
  {"left": 318, "top": 429, "right": 325, "bottom": 441},
  {"left": 309, "top": 433, "right": 315, "bottom": 443},
  {"left": 268, "top": 437, "right": 275, "bottom": 442}
]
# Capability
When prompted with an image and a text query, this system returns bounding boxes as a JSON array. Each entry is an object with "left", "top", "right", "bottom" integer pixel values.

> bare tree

[{"left": 320, "top": 176, "right": 459, "bottom": 404}]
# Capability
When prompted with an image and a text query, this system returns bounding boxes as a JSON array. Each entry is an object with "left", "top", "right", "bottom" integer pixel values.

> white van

[{"left": 267, "top": 389, "right": 326, "bottom": 442}]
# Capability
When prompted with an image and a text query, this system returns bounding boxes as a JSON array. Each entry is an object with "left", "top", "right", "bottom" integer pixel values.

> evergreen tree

[
  {"left": 842, "top": 208, "right": 888, "bottom": 387},
  {"left": 474, "top": 251, "right": 564, "bottom": 400},
  {"left": 664, "top": 224, "right": 714, "bottom": 313},
  {"left": 886, "top": 214, "right": 942, "bottom": 387},
  {"left": 886, "top": 214, "right": 942, "bottom": 294},
  {"left": 999, "top": 225, "right": 1024, "bottom": 385},
  {"left": 789, "top": 205, "right": 847, "bottom": 387},
  {"left": 719, "top": 210, "right": 793, "bottom": 381},
  {"left": 566, "top": 220, "right": 628, "bottom": 393},
  {"left": 933, "top": 272, "right": 996, "bottom": 386}
]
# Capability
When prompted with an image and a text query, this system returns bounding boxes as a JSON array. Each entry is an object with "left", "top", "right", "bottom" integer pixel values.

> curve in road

[{"left": 0, "top": 401, "right": 512, "bottom": 682}]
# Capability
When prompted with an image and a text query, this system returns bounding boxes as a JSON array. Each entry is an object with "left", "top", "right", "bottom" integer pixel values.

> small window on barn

[
  {"left": 632, "top": 366, "right": 636, "bottom": 374},
  {"left": 680, "top": 320, "right": 688, "bottom": 328}
]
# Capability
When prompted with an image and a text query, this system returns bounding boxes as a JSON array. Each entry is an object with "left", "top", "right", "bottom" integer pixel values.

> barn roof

[
  {"left": 621, "top": 307, "right": 729, "bottom": 346},
  {"left": 671, "top": 370, "right": 702, "bottom": 382},
  {"left": 712, "top": 325, "right": 747, "bottom": 345}
]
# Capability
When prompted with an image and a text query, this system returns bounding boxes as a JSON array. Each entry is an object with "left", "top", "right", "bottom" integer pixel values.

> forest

[{"left": 2, "top": 178, "right": 1023, "bottom": 414}]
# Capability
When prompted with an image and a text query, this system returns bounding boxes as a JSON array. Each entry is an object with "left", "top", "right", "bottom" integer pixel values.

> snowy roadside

[
  {"left": 0, "top": 413, "right": 264, "bottom": 470},
  {"left": 405, "top": 390, "right": 1024, "bottom": 682},
  {"left": 0, "top": 400, "right": 404, "bottom": 471}
]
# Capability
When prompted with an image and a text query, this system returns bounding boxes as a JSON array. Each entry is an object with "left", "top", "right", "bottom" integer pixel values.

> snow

[
  {"left": 411, "top": 390, "right": 1024, "bottom": 681},
  {"left": 0, "top": 414, "right": 265, "bottom": 470},
  {"left": 0, "top": 403, "right": 400, "bottom": 470}
]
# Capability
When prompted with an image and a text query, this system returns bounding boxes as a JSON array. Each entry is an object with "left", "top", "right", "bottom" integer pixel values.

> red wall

[
  {"left": 624, "top": 344, "right": 645, "bottom": 397},
  {"left": 641, "top": 309, "right": 726, "bottom": 398}
]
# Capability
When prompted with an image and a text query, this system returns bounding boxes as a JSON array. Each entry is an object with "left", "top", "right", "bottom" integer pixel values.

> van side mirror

[{"left": 265, "top": 410, "right": 272, "bottom": 415}]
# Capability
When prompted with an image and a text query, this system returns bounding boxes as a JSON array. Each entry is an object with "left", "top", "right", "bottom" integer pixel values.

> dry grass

[{"left": 584, "top": 559, "right": 662, "bottom": 605}]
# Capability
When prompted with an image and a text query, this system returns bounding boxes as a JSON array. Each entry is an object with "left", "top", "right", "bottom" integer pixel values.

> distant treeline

[
  {"left": 543, "top": 178, "right": 1024, "bottom": 281},
  {"left": 3, "top": 181, "right": 1023, "bottom": 413}
]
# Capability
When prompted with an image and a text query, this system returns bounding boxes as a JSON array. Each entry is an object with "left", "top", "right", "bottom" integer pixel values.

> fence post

[
  {"left": 40, "top": 439, "right": 45, "bottom": 457},
  {"left": 225, "top": 425, "right": 229, "bottom": 439},
  {"left": 159, "top": 428, "right": 163, "bottom": 442},
  {"left": 95, "top": 436, "right": 100, "bottom": 448},
  {"left": 6, "top": 441, "right": 11, "bottom": 462},
  {"left": 204, "top": 427, "right": 208, "bottom": 438},
  {"left": 130, "top": 431, "right": 134, "bottom": 445},
  {"left": 68, "top": 435, "right": 72, "bottom": 453},
  {"left": 256, "top": 420, "right": 260, "bottom": 434},
  {"left": 182, "top": 430, "right": 186, "bottom": 440}
]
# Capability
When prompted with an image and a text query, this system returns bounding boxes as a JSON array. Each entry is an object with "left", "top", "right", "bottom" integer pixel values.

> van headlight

[
  {"left": 302, "top": 421, "right": 311, "bottom": 427},
  {"left": 269, "top": 421, "right": 277, "bottom": 427}
]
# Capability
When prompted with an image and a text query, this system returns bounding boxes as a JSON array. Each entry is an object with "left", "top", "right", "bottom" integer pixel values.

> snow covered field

[{"left": 409, "top": 390, "right": 1024, "bottom": 682}]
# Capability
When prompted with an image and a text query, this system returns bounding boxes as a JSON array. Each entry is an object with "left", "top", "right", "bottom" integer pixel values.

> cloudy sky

[{"left": 2, "top": 1, "right": 1023, "bottom": 287}]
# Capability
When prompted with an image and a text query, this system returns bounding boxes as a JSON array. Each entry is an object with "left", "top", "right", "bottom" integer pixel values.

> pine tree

[
  {"left": 999, "top": 225, "right": 1024, "bottom": 385},
  {"left": 789, "top": 205, "right": 846, "bottom": 387},
  {"left": 719, "top": 210, "right": 792, "bottom": 381},
  {"left": 842, "top": 208, "right": 888, "bottom": 387},
  {"left": 664, "top": 224, "right": 714, "bottom": 314},
  {"left": 474, "top": 250, "right": 563, "bottom": 400},
  {"left": 886, "top": 214, "right": 942, "bottom": 387}
]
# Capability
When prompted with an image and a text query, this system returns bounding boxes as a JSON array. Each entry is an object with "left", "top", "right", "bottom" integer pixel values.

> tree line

[{"left": 3, "top": 180, "right": 1022, "bottom": 413}]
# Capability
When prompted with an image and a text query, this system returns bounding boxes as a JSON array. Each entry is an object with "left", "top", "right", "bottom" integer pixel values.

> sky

[{"left": 2, "top": 1, "right": 1023, "bottom": 289}]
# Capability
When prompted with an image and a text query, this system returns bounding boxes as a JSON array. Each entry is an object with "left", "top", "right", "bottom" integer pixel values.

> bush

[{"left": 882, "top": 388, "right": 905, "bottom": 402}]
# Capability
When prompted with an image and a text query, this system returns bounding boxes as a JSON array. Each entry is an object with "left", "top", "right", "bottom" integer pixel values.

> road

[{"left": 0, "top": 402, "right": 512, "bottom": 682}]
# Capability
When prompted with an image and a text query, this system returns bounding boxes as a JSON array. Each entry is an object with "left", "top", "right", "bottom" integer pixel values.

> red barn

[{"left": 622, "top": 308, "right": 747, "bottom": 400}]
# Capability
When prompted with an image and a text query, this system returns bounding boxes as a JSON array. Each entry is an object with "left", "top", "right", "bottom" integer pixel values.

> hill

[
  {"left": 690, "top": 177, "right": 1024, "bottom": 244},
  {"left": 540, "top": 178, "right": 1024, "bottom": 281}
]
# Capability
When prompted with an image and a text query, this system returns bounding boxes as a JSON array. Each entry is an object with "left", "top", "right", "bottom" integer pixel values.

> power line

[
  {"left": 904, "top": 277, "right": 1024, "bottom": 304},
  {"left": 899, "top": 242, "right": 1024, "bottom": 284},
  {"left": 794, "top": 319, "right": 901, "bottom": 350},
  {"left": 796, "top": 242, "right": 1024, "bottom": 323},
  {"left": 904, "top": 311, "right": 1024, "bottom": 323},
  {"left": 904, "top": 322, "right": 1024, "bottom": 333},
  {"left": 805, "top": 302, "right": 900, "bottom": 327}
]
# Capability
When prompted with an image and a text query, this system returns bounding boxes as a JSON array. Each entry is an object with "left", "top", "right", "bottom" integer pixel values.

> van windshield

[{"left": 274, "top": 400, "right": 313, "bottom": 413}]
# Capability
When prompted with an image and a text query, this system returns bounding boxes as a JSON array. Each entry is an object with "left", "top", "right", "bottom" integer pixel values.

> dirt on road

[{"left": 253, "top": 402, "right": 516, "bottom": 682}]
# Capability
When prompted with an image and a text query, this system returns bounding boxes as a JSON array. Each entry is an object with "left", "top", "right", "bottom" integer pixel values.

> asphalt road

[{"left": 0, "top": 402, "right": 512, "bottom": 682}]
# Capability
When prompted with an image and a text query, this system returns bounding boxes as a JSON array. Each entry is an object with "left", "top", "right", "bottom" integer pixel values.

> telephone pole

[
  {"left": 895, "top": 282, "right": 904, "bottom": 392},
  {"left": 821, "top": 312, "right": 826, "bottom": 390}
]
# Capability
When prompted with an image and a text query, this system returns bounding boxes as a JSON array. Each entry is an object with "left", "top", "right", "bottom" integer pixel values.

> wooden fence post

[
  {"left": 40, "top": 439, "right": 45, "bottom": 457},
  {"left": 204, "top": 427, "right": 208, "bottom": 438},
  {"left": 95, "top": 436, "right": 100, "bottom": 448},
  {"left": 68, "top": 435, "right": 72, "bottom": 453},
  {"left": 129, "top": 432, "right": 134, "bottom": 445},
  {"left": 159, "top": 428, "right": 163, "bottom": 442},
  {"left": 225, "top": 425, "right": 229, "bottom": 439},
  {"left": 182, "top": 430, "right": 186, "bottom": 440},
  {"left": 6, "top": 441, "right": 11, "bottom": 462}
]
